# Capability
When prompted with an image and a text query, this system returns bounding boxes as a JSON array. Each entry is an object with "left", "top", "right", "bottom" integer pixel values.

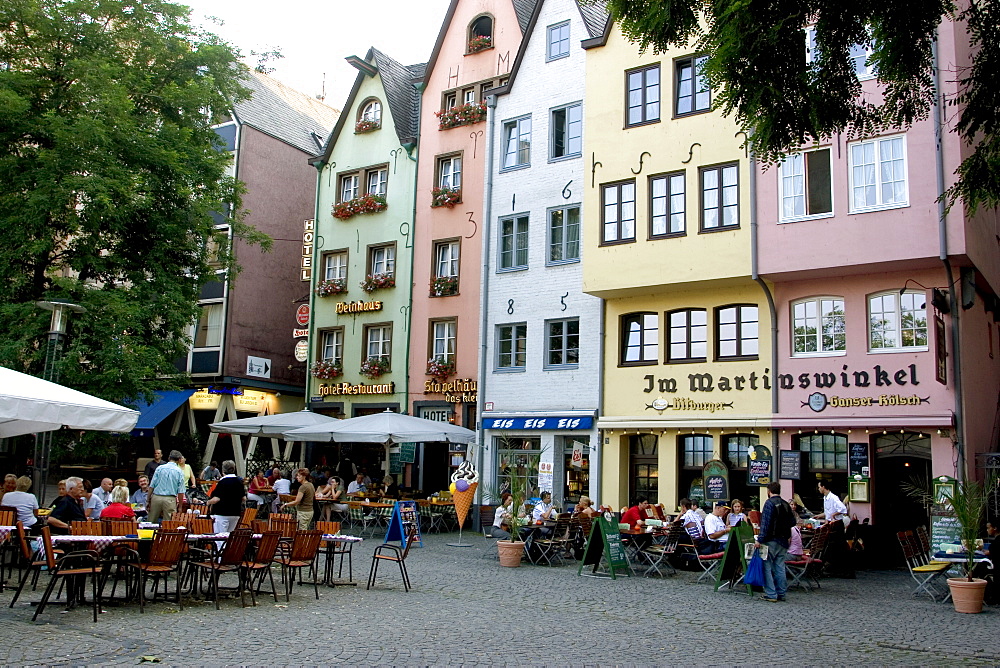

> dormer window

[
  {"left": 356, "top": 98, "right": 382, "bottom": 134},
  {"left": 468, "top": 15, "right": 493, "bottom": 53}
]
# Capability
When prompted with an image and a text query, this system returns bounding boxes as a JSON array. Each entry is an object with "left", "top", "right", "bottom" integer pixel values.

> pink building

[
  {"left": 755, "top": 20, "right": 1000, "bottom": 558},
  {"left": 408, "top": 0, "right": 532, "bottom": 491}
]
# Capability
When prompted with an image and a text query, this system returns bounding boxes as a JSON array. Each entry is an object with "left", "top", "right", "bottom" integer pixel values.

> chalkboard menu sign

[
  {"left": 778, "top": 450, "right": 802, "bottom": 480},
  {"left": 703, "top": 460, "right": 730, "bottom": 502},
  {"left": 577, "top": 516, "right": 630, "bottom": 579},
  {"left": 848, "top": 442, "right": 870, "bottom": 477},
  {"left": 747, "top": 446, "right": 772, "bottom": 486},
  {"left": 930, "top": 512, "right": 962, "bottom": 552},
  {"left": 399, "top": 442, "right": 417, "bottom": 464}
]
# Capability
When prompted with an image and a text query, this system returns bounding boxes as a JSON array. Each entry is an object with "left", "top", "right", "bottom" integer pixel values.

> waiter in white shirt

[{"left": 814, "top": 481, "right": 847, "bottom": 523}]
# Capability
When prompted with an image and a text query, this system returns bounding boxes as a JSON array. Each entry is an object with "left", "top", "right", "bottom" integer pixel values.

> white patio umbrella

[
  {"left": 283, "top": 409, "right": 476, "bottom": 444},
  {"left": 209, "top": 409, "right": 338, "bottom": 438},
  {"left": 0, "top": 366, "right": 140, "bottom": 438}
]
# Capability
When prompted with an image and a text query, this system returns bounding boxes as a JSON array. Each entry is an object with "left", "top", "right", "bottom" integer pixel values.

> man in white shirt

[
  {"left": 94, "top": 478, "right": 113, "bottom": 505},
  {"left": 531, "top": 492, "right": 558, "bottom": 523},
  {"left": 703, "top": 502, "right": 732, "bottom": 553},
  {"left": 347, "top": 473, "right": 366, "bottom": 496},
  {"left": 271, "top": 470, "right": 291, "bottom": 513},
  {"left": 677, "top": 498, "right": 704, "bottom": 540},
  {"left": 815, "top": 481, "right": 847, "bottom": 523}
]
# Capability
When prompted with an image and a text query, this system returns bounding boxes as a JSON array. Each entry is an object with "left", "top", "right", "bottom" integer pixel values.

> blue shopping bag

[{"left": 744, "top": 549, "right": 766, "bottom": 587}]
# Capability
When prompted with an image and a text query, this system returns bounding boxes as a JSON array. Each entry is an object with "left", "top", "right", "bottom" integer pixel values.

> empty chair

[
  {"left": 367, "top": 529, "right": 416, "bottom": 592},
  {"left": 240, "top": 531, "right": 283, "bottom": 606},
  {"left": 126, "top": 529, "right": 188, "bottom": 612},
  {"left": 30, "top": 527, "right": 102, "bottom": 623},
  {"left": 273, "top": 530, "right": 323, "bottom": 600},
  {"left": 185, "top": 528, "right": 253, "bottom": 609}
]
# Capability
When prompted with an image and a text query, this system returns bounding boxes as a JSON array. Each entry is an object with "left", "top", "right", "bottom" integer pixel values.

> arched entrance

[{"left": 872, "top": 431, "right": 932, "bottom": 567}]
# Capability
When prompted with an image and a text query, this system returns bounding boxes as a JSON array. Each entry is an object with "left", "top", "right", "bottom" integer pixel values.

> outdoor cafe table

[
  {"left": 931, "top": 551, "right": 993, "bottom": 603},
  {"left": 0, "top": 525, "right": 15, "bottom": 543}
]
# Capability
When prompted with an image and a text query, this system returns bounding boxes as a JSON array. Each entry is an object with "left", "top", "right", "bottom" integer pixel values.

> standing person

[
  {"left": 3, "top": 476, "right": 40, "bottom": 534},
  {"left": 814, "top": 481, "right": 848, "bottom": 524},
  {"left": 281, "top": 468, "right": 315, "bottom": 530},
  {"left": 755, "top": 482, "right": 795, "bottom": 602},
  {"left": 144, "top": 449, "right": 165, "bottom": 480},
  {"left": 177, "top": 455, "right": 197, "bottom": 490},
  {"left": 206, "top": 460, "right": 245, "bottom": 534},
  {"left": 46, "top": 477, "right": 87, "bottom": 534},
  {"left": 94, "top": 478, "right": 114, "bottom": 505},
  {"left": 100, "top": 486, "right": 136, "bottom": 519},
  {"left": 147, "top": 450, "right": 186, "bottom": 523},
  {"left": 81, "top": 479, "right": 106, "bottom": 518}
]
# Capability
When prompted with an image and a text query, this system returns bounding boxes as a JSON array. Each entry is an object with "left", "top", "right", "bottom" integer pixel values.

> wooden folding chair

[
  {"left": 126, "top": 529, "right": 187, "bottom": 612},
  {"left": 9, "top": 521, "right": 48, "bottom": 606},
  {"left": 897, "top": 529, "right": 949, "bottom": 601},
  {"left": 160, "top": 519, "right": 188, "bottom": 531},
  {"left": 70, "top": 520, "right": 102, "bottom": 535},
  {"left": 188, "top": 517, "right": 213, "bottom": 535},
  {"left": 534, "top": 518, "right": 572, "bottom": 566},
  {"left": 103, "top": 519, "right": 139, "bottom": 536},
  {"left": 240, "top": 530, "right": 283, "bottom": 606},
  {"left": 185, "top": 528, "right": 253, "bottom": 609},
  {"left": 786, "top": 523, "right": 831, "bottom": 590},
  {"left": 273, "top": 530, "right": 323, "bottom": 600},
  {"left": 237, "top": 506, "right": 257, "bottom": 529},
  {"left": 31, "top": 527, "right": 102, "bottom": 623},
  {"left": 367, "top": 528, "right": 415, "bottom": 592}
]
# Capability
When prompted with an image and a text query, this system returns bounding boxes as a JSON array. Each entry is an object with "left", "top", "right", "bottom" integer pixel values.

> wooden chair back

[
  {"left": 238, "top": 506, "right": 257, "bottom": 528},
  {"left": 147, "top": 529, "right": 187, "bottom": 566},
  {"left": 269, "top": 513, "right": 294, "bottom": 521},
  {"left": 40, "top": 526, "right": 58, "bottom": 569},
  {"left": 0, "top": 507, "right": 16, "bottom": 525},
  {"left": 160, "top": 520, "right": 188, "bottom": 531},
  {"left": 188, "top": 517, "right": 213, "bottom": 534},
  {"left": 278, "top": 494, "right": 296, "bottom": 506},
  {"left": 270, "top": 515, "right": 297, "bottom": 541},
  {"left": 217, "top": 528, "right": 253, "bottom": 566},
  {"left": 251, "top": 519, "right": 268, "bottom": 534},
  {"left": 747, "top": 510, "right": 762, "bottom": 527},
  {"left": 289, "top": 530, "right": 323, "bottom": 561},
  {"left": 170, "top": 511, "right": 190, "bottom": 522},
  {"left": 915, "top": 525, "right": 933, "bottom": 556},
  {"left": 15, "top": 520, "right": 34, "bottom": 560},
  {"left": 315, "top": 521, "right": 341, "bottom": 536},
  {"left": 253, "top": 530, "right": 283, "bottom": 564},
  {"left": 104, "top": 520, "right": 139, "bottom": 536},
  {"left": 71, "top": 520, "right": 101, "bottom": 535}
]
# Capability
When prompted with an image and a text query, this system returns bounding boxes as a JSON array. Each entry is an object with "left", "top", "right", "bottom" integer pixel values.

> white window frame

[
  {"left": 626, "top": 64, "right": 660, "bottom": 126},
  {"left": 365, "top": 324, "right": 392, "bottom": 362},
  {"left": 601, "top": 180, "right": 637, "bottom": 244},
  {"left": 791, "top": 297, "right": 846, "bottom": 357},
  {"left": 700, "top": 164, "right": 739, "bottom": 231},
  {"left": 498, "top": 214, "right": 529, "bottom": 271},
  {"left": 193, "top": 302, "right": 224, "bottom": 349},
  {"left": 715, "top": 304, "right": 759, "bottom": 360},
  {"left": 550, "top": 102, "right": 582, "bottom": 161},
  {"left": 496, "top": 323, "right": 527, "bottom": 371},
  {"left": 340, "top": 174, "right": 359, "bottom": 202},
  {"left": 545, "top": 318, "right": 580, "bottom": 368},
  {"left": 361, "top": 99, "right": 381, "bottom": 124},
  {"left": 848, "top": 135, "right": 908, "bottom": 213},
  {"left": 778, "top": 148, "right": 834, "bottom": 223},
  {"left": 547, "top": 21, "right": 571, "bottom": 61},
  {"left": 805, "top": 27, "right": 877, "bottom": 81},
  {"left": 868, "top": 290, "right": 928, "bottom": 352},
  {"left": 320, "top": 328, "right": 344, "bottom": 364},
  {"left": 501, "top": 116, "right": 531, "bottom": 170},
  {"left": 435, "top": 240, "right": 459, "bottom": 278},
  {"left": 432, "top": 320, "right": 457, "bottom": 362},
  {"left": 369, "top": 244, "right": 395, "bottom": 277},
  {"left": 622, "top": 312, "right": 658, "bottom": 365},
  {"left": 438, "top": 155, "right": 462, "bottom": 190},
  {"left": 547, "top": 204, "right": 580, "bottom": 265},
  {"left": 323, "top": 250, "right": 348, "bottom": 281},
  {"left": 366, "top": 168, "right": 387, "bottom": 196},
  {"left": 667, "top": 309, "right": 706, "bottom": 363}
]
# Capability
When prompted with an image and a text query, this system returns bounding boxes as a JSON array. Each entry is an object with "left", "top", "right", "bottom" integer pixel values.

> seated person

[
  {"left": 48, "top": 480, "right": 68, "bottom": 510},
  {"left": 621, "top": 497, "right": 653, "bottom": 549},
  {"left": 727, "top": 499, "right": 747, "bottom": 527},
  {"left": 382, "top": 475, "right": 399, "bottom": 499},
  {"left": 247, "top": 469, "right": 269, "bottom": 507},
  {"left": 101, "top": 485, "right": 136, "bottom": 520},
  {"left": 201, "top": 461, "right": 222, "bottom": 482},
  {"left": 347, "top": 473, "right": 367, "bottom": 496},
  {"left": 81, "top": 479, "right": 106, "bottom": 518},
  {"left": 3, "top": 476, "right": 40, "bottom": 535},
  {"left": 532, "top": 492, "right": 558, "bottom": 523},
  {"left": 47, "top": 477, "right": 87, "bottom": 534},
  {"left": 491, "top": 492, "right": 514, "bottom": 540},
  {"left": 271, "top": 470, "right": 291, "bottom": 513},
  {"left": 702, "top": 502, "right": 732, "bottom": 554},
  {"left": 691, "top": 499, "right": 708, "bottom": 521},
  {"left": 130, "top": 475, "right": 151, "bottom": 517},
  {"left": 574, "top": 495, "right": 598, "bottom": 517},
  {"left": 675, "top": 498, "right": 704, "bottom": 541}
]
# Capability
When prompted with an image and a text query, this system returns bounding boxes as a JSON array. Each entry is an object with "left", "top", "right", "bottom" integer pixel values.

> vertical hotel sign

[{"left": 301, "top": 219, "right": 314, "bottom": 281}]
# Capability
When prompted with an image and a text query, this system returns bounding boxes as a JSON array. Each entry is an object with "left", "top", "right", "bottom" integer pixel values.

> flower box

[
  {"left": 426, "top": 355, "right": 456, "bottom": 380},
  {"left": 355, "top": 119, "right": 380, "bottom": 134},
  {"left": 360, "top": 272, "right": 395, "bottom": 293},
  {"left": 467, "top": 35, "right": 492, "bottom": 53},
  {"left": 360, "top": 356, "right": 390, "bottom": 379},
  {"left": 311, "top": 360, "right": 343, "bottom": 379},
  {"left": 431, "top": 275, "right": 459, "bottom": 296},
  {"left": 315, "top": 278, "right": 348, "bottom": 297},
  {"left": 332, "top": 193, "right": 388, "bottom": 220},
  {"left": 435, "top": 101, "right": 487, "bottom": 130},
  {"left": 430, "top": 186, "right": 461, "bottom": 208}
]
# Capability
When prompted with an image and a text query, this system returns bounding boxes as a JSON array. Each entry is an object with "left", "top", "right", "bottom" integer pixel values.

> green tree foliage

[
  {"left": 0, "top": 0, "right": 271, "bottom": 404},
  {"left": 604, "top": 0, "right": 998, "bottom": 212}
]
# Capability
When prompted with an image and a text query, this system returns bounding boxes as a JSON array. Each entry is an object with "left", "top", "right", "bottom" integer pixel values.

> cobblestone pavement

[{"left": 0, "top": 531, "right": 995, "bottom": 666}]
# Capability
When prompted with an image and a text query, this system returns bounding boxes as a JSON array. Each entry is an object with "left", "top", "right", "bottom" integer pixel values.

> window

[
  {"left": 501, "top": 116, "right": 531, "bottom": 169},
  {"left": 700, "top": 164, "right": 739, "bottom": 231},
  {"left": 601, "top": 180, "right": 636, "bottom": 244},
  {"left": 869, "top": 291, "right": 927, "bottom": 351},
  {"left": 675, "top": 55, "right": 710, "bottom": 115},
  {"left": 434, "top": 240, "right": 459, "bottom": 278},
  {"left": 667, "top": 309, "right": 707, "bottom": 362},
  {"left": 798, "top": 433, "right": 847, "bottom": 470},
  {"left": 630, "top": 434, "right": 659, "bottom": 504},
  {"left": 364, "top": 324, "right": 392, "bottom": 362},
  {"left": 497, "top": 323, "right": 527, "bottom": 370},
  {"left": 360, "top": 99, "right": 381, "bottom": 124},
  {"left": 368, "top": 243, "right": 395, "bottom": 277},
  {"left": 626, "top": 64, "right": 660, "bottom": 126},
  {"left": 792, "top": 297, "right": 846, "bottom": 355},
  {"left": 849, "top": 136, "right": 907, "bottom": 212},
  {"left": 340, "top": 174, "right": 358, "bottom": 202},
  {"left": 681, "top": 434, "right": 714, "bottom": 468},
  {"left": 443, "top": 92, "right": 457, "bottom": 110},
  {"left": 194, "top": 303, "right": 223, "bottom": 348},
  {"left": 716, "top": 304, "right": 758, "bottom": 360},
  {"left": 322, "top": 250, "right": 347, "bottom": 281},
  {"left": 320, "top": 328, "right": 344, "bottom": 364},
  {"left": 431, "top": 320, "right": 456, "bottom": 362},
  {"left": 498, "top": 214, "right": 529, "bottom": 270},
  {"left": 547, "top": 21, "right": 570, "bottom": 60},
  {"left": 366, "top": 167, "right": 387, "bottom": 196},
  {"left": 779, "top": 149, "right": 832, "bottom": 221},
  {"left": 469, "top": 15, "right": 493, "bottom": 41},
  {"left": 724, "top": 434, "right": 756, "bottom": 470},
  {"left": 438, "top": 155, "right": 462, "bottom": 189},
  {"left": 546, "top": 318, "right": 579, "bottom": 367},
  {"left": 650, "top": 172, "right": 685, "bottom": 237},
  {"left": 621, "top": 312, "right": 658, "bottom": 365},
  {"left": 550, "top": 103, "right": 582, "bottom": 160},
  {"left": 548, "top": 205, "right": 580, "bottom": 263},
  {"left": 463, "top": 88, "right": 476, "bottom": 104},
  {"left": 806, "top": 28, "right": 876, "bottom": 81},
  {"left": 497, "top": 437, "right": 540, "bottom": 498}
]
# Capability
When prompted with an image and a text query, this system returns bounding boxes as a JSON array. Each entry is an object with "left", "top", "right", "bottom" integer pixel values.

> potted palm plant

[{"left": 483, "top": 443, "right": 541, "bottom": 568}]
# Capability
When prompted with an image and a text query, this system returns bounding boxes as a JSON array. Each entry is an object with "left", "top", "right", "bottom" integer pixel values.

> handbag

[{"left": 744, "top": 548, "right": 766, "bottom": 587}]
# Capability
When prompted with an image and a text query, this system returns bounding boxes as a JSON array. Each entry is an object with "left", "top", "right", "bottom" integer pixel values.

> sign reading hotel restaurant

[
  {"left": 641, "top": 363, "right": 922, "bottom": 395},
  {"left": 318, "top": 381, "right": 395, "bottom": 397},
  {"left": 336, "top": 300, "right": 383, "bottom": 314},
  {"left": 424, "top": 378, "right": 477, "bottom": 403},
  {"left": 483, "top": 416, "right": 594, "bottom": 430},
  {"left": 301, "top": 219, "right": 314, "bottom": 281}
]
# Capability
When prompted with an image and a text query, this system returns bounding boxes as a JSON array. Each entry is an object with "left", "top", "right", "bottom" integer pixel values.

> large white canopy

[
  {"left": 0, "top": 366, "right": 140, "bottom": 438},
  {"left": 284, "top": 409, "right": 476, "bottom": 444},
  {"left": 209, "top": 409, "right": 338, "bottom": 439}
]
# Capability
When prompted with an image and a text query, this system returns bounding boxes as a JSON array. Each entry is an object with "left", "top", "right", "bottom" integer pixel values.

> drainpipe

[
  {"left": 932, "top": 35, "right": 965, "bottom": 481},
  {"left": 306, "top": 157, "right": 325, "bottom": 414},
  {"left": 594, "top": 298, "right": 605, "bottom": 507},
  {"left": 401, "top": 83, "right": 423, "bottom": 420},
  {"left": 477, "top": 93, "right": 499, "bottom": 516}
]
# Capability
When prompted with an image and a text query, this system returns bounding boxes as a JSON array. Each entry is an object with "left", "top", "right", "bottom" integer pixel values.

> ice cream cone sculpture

[{"left": 449, "top": 460, "right": 480, "bottom": 529}]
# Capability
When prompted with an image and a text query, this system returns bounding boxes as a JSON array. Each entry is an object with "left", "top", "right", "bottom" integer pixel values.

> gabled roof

[
  {"left": 492, "top": 0, "right": 610, "bottom": 98},
  {"left": 315, "top": 48, "right": 425, "bottom": 166},
  {"left": 422, "top": 0, "right": 539, "bottom": 85},
  {"left": 232, "top": 72, "right": 340, "bottom": 155}
]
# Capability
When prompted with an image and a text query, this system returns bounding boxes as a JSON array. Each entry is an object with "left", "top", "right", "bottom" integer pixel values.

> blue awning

[{"left": 130, "top": 390, "right": 195, "bottom": 436}]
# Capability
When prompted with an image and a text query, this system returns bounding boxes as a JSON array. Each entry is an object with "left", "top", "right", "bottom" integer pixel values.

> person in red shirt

[
  {"left": 621, "top": 497, "right": 653, "bottom": 549},
  {"left": 100, "top": 485, "right": 136, "bottom": 520}
]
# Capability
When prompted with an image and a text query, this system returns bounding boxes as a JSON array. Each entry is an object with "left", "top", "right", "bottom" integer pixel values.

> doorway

[{"left": 872, "top": 432, "right": 932, "bottom": 568}]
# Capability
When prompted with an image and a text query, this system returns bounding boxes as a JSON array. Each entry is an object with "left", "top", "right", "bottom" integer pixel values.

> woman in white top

[
  {"left": 491, "top": 492, "right": 513, "bottom": 540},
  {"left": 3, "top": 476, "right": 39, "bottom": 533},
  {"left": 727, "top": 499, "right": 748, "bottom": 527}
]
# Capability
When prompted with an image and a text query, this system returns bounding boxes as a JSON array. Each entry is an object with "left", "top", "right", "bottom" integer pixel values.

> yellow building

[{"left": 583, "top": 24, "right": 774, "bottom": 512}]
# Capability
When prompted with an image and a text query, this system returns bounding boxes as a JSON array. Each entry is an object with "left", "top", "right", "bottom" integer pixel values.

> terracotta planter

[
  {"left": 947, "top": 577, "right": 988, "bottom": 613},
  {"left": 497, "top": 540, "right": 525, "bottom": 568}
]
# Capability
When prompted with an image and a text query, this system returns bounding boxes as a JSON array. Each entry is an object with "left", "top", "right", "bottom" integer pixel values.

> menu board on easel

[
  {"left": 714, "top": 522, "right": 756, "bottom": 595},
  {"left": 577, "top": 516, "right": 630, "bottom": 579},
  {"left": 848, "top": 443, "right": 870, "bottom": 477},
  {"left": 384, "top": 500, "right": 422, "bottom": 548}
]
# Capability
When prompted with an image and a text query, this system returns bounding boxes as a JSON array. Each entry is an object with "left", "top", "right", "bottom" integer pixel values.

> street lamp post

[{"left": 32, "top": 299, "right": 86, "bottom": 504}]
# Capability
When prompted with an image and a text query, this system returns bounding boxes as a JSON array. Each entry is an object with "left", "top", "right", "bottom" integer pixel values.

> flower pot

[
  {"left": 947, "top": 577, "right": 988, "bottom": 613},
  {"left": 497, "top": 540, "right": 525, "bottom": 568}
]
